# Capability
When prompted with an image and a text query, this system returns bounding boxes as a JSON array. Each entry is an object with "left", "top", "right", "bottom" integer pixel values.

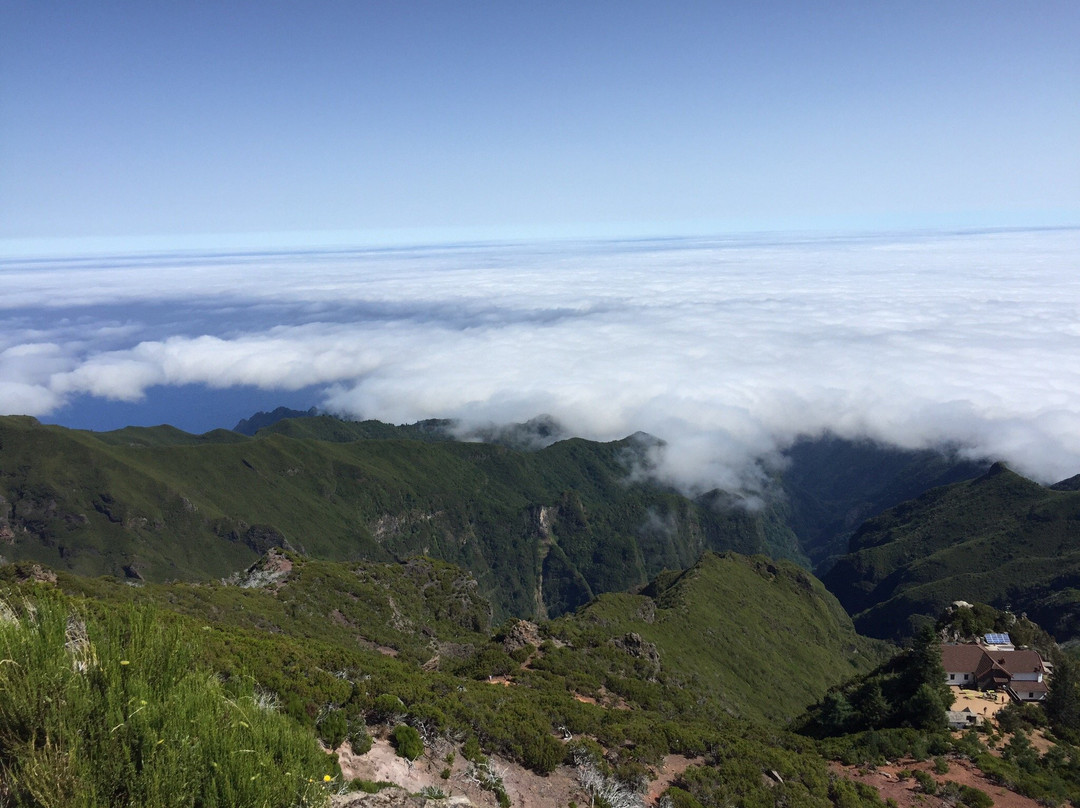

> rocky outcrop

[
  {"left": 501, "top": 619, "right": 541, "bottom": 654},
  {"left": 611, "top": 632, "right": 660, "bottom": 678},
  {"left": 226, "top": 547, "right": 294, "bottom": 589}
]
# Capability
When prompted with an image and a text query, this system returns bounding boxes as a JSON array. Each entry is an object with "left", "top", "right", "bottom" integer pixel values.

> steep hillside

[
  {"left": 0, "top": 415, "right": 803, "bottom": 620},
  {"left": 39, "top": 549, "right": 881, "bottom": 723},
  {"left": 779, "top": 435, "right": 988, "bottom": 573},
  {"left": 53, "top": 552, "right": 494, "bottom": 664},
  {"left": 557, "top": 551, "right": 887, "bottom": 722},
  {"left": 0, "top": 551, "right": 900, "bottom": 808},
  {"left": 823, "top": 463, "right": 1080, "bottom": 641}
]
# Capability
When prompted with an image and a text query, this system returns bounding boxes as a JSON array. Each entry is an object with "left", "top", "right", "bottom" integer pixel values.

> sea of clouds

[{"left": 2, "top": 228, "right": 1079, "bottom": 493}]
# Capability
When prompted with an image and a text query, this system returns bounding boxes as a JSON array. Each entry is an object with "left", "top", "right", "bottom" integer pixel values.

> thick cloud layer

[{"left": 4, "top": 229, "right": 1080, "bottom": 489}]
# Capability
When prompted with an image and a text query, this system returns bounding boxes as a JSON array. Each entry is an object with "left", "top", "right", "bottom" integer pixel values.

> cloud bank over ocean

[{"left": 3, "top": 228, "right": 1079, "bottom": 491}]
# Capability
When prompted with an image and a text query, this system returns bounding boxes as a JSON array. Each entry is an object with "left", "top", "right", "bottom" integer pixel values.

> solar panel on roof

[{"left": 985, "top": 633, "right": 1011, "bottom": 645}]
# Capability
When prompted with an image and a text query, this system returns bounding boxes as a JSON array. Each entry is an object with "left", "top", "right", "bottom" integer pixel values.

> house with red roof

[{"left": 941, "top": 642, "right": 1048, "bottom": 702}]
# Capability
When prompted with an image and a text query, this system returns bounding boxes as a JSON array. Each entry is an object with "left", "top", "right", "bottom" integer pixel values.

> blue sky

[{"left": 2, "top": 2, "right": 1078, "bottom": 253}]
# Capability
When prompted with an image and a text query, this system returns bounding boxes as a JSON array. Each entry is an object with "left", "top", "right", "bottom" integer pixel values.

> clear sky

[{"left": 2, "top": 1, "right": 1078, "bottom": 254}]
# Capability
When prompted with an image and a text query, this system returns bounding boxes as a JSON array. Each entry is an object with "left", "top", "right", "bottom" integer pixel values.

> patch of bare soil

[
  {"left": 832, "top": 756, "right": 1041, "bottom": 808},
  {"left": 330, "top": 732, "right": 699, "bottom": 807},
  {"left": 646, "top": 755, "right": 704, "bottom": 803},
  {"left": 330, "top": 733, "right": 587, "bottom": 807}
]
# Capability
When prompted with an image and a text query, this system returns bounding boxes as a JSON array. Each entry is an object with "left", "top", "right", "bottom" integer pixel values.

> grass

[{"left": 0, "top": 593, "right": 335, "bottom": 807}]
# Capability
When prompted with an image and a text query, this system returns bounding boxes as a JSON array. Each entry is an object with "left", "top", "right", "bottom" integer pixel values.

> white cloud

[{"left": 4, "top": 228, "right": 1080, "bottom": 489}]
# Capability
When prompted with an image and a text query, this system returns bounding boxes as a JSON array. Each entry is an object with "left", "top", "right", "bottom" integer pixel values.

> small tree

[
  {"left": 902, "top": 683, "right": 948, "bottom": 731},
  {"left": 852, "top": 680, "right": 889, "bottom": 730},
  {"left": 901, "top": 626, "right": 953, "bottom": 719},
  {"left": 1046, "top": 656, "right": 1080, "bottom": 741}
]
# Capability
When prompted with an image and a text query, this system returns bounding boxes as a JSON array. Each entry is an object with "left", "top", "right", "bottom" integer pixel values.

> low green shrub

[
  {"left": 912, "top": 770, "right": 937, "bottom": 795},
  {"left": 372, "top": 693, "right": 406, "bottom": 722},
  {"left": 391, "top": 724, "right": 423, "bottom": 760},
  {"left": 318, "top": 709, "right": 348, "bottom": 748},
  {"left": 521, "top": 732, "right": 565, "bottom": 775},
  {"left": 957, "top": 784, "right": 994, "bottom": 808},
  {"left": 348, "top": 725, "right": 373, "bottom": 754},
  {"left": 349, "top": 779, "right": 395, "bottom": 793}
]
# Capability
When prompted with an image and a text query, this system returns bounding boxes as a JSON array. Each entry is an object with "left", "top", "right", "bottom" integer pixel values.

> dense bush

[
  {"left": 956, "top": 783, "right": 994, "bottom": 808},
  {"left": 520, "top": 732, "right": 566, "bottom": 775},
  {"left": 348, "top": 724, "right": 373, "bottom": 754},
  {"left": 997, "top": 702, "right": 1048, "bottom": 735},
  {"left": 372, "top": 693, "right": 407, "bottom": 722},
  {"left": 391, "top": 724, "right": 423, "bottom": 760},
  {"left": 912, "top": 770, "right": 937, "bottom": 794},
  {"left": 318, "top": 709, "right": 348, "bottom": 748}
]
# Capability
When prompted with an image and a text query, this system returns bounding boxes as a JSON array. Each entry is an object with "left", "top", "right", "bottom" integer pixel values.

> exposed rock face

[
  {"left": 501, "top": 619, "right": 542, "bottom": 654},
  {"left": 332, "top": 791, "right": 472, "bottom": 806},
  {"left": 226, "top": 547, "right": 294, "bottom": 589},
  {"left": 611, "top": 632, "right": 660, "bottom": 677},
  {"left": 12, "top": 562, "right": 57, "bottom": 585}
]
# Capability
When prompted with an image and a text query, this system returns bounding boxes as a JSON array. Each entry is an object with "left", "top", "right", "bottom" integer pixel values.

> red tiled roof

[
  {"left": 995, "top": 650, "right": 1045, "bottom": 676},
  {"left": 942, "top": 644, "right": 987, "bottom": 673},
  {"left": 1008, "top": 680, "right": 1049, "bottom": 697},
  {"left": 941, "top": 644, "right": 1045, "bottom": 683}
]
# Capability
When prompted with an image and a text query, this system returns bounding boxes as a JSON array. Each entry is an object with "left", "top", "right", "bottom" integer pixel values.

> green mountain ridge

[
  {"left": 0, "top": 415, "right": 805, "bottom": 620},
  {"left": 780, "top": 435, "right": 989, "bottom": 573},
  {"left": 823, "top": 463, "right": 1080, "bottom": 641},
  {"left": 559, "top": 550, "right": 888, "bottom": 722}
]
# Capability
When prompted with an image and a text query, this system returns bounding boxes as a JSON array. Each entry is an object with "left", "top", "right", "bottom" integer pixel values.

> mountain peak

[{"left": 233, "top": 406, "right": 317, "bottom": 435}]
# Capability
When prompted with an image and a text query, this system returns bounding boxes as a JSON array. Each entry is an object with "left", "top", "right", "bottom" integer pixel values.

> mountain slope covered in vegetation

[
  {"left": 553, "top": 551, "right": 887, "bottom": 722},
  {"left": 780, "top": 435, "right": 987, "bottom": 572},
  {"left": 0, "top": 415, "right": 802, "bottom": 620},
  {"left": 823, "top": 463, "right": 1080, "bottom": 641},
  {"left": 0, "top": 547, "right": 891, "bottom": 807}
]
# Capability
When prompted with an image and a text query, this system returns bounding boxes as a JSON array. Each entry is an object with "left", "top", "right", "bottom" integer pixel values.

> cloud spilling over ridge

[{"left": 4, "top": 229, "right": 1080, "bottom": 490}]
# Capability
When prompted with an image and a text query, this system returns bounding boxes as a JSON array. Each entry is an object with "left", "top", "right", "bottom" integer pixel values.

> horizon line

[{"left": 3, "top": 221, "right": 1078, "bottom": 264}]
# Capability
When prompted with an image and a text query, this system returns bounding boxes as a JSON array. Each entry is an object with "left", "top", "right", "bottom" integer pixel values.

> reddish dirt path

[
  {"left": 832, "top": 756, "right": 1042, "bottom": 808},
  {"left": 646, "top": 755, "right": 704, "bottom": 803}
]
